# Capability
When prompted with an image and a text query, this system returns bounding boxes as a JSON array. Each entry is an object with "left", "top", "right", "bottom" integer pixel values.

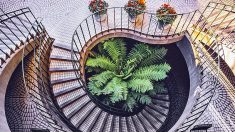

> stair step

[
  {"left": 57, "top": 90, "right": 86, "bottom": 108},
  {"left": 69, "top": 102, "right": 96, "bottom": 127},
  {"left": 145, "top": 106, "right": 166, "bottom": 123},
  {"left": 51, "top": 77, "right": 78, "bottom": 85},
  {"left": 131, "top": 115, "right": 146, "bottom": 132},
  {"left": 52, "top": 80, "right": 82, "bottom": 95},
  {"left": 51, "top": 45, "right": 80, "bottom": 60},
  {"left": 137, "top": 112, "right": 155, "bottom": 132},
  {"left": 49, "top": 59, "right": 77, "bottom": 71},
  {"left": 103, "top": 115, "right": 114, "bottom": 132},
  {"left": 67, "top": 97, "right": 91, "bottom": 119},
  {"left": 49, "top": 67, "right": 77, "bottom": 72},
  {"left": 90, "top": 112, "right": 109, "bottom": 132},
  {"left": 50, "top": 55, "right": 77, "bottom": 62},
  {"left": 113, "top": 116, "right": 120, "bottom": 132},
  {"left": 126, "top": 117, "right": 137, "bottom": 132},
  {"left": 53, "top": 43, "right": 78, "bottom": 52},
  {"left": 152, "top": 99, "right": 170, "bottom": 109},
  {"left": 75, "top": 104, "right": 97, "bottom": 128},
  {"left": 54, "top": 85, "right": 83, "bottom": 97},
  {"left": 120, "top": 117, "right": 128, "bottom": 132},
  {"left": 141, "top": 109, "right": 162, "bottom": 129},
  {"left": 79, "top": 108, "right": 102, "bottom": 132}
]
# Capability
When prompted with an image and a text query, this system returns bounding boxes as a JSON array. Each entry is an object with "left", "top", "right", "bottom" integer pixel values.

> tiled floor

[{"left": 0, "top": 0, "right": 200, "bottom": 46}]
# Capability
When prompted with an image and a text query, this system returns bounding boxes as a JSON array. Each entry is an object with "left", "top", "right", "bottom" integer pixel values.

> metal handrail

[
  {"left": 177, "top": 2, "right": 235, "bottom": 131},
  {"left": 71, "top": 7, "right": 200, "bottom": 115},
  {"left": 71, "top": 2, "right": 235, "bottom": 131}
]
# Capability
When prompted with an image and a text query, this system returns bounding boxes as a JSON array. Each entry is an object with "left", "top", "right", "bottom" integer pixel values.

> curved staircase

[
  {"left": 49, "top": 40, "right": 192, "bottom": 132},
  {"left": 49, "top": 44, "right": 172, "bottom": 131},
  {"left": 2, "top": 1, "right": 235, "bottom": 132}
]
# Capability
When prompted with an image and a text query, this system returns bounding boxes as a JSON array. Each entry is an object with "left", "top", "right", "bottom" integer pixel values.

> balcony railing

[
  {"left": 71, "top": 2, "right": 235, "bottom": 132},
  {"left": 177, "top": 2, "right": 235, "bottom": 131},
  {"left": 71, "top": 7, "right": 200, "bottom": 116},
  {"left": 0, "top": 1, "right": 235, "bottom": 132}
]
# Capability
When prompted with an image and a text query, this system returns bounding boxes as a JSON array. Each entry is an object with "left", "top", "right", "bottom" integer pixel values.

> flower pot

[
  {"left": 95, "top": 14, "right": 107, "bottom": 22},
  {"left": 128, "top": 15, "right": 136, "bottom": 23},
  {"left": 158, "top": 20, "right": 170, "bottom": 30}
]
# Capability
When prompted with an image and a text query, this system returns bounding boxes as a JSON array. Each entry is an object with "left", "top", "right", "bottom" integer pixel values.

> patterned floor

[
  {"left": 0, "top": 0, "right": 200, "bottom": 46},
  {"left": 1, "top": 0, "right": 235, "bottom": 131}
]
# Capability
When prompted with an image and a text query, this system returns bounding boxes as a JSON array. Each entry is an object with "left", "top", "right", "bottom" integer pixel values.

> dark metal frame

[{"left": 71, "top": 7, "right": 199, "bottom": 116}]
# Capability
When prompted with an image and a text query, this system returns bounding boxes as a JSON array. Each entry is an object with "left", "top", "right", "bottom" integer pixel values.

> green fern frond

[
  {"left": 139, "top": 47, "right": 168, "bottom": 66},
  {"left": 154, "top": 82, "right": 166, "bottom": 93},
  {"left": 103, "top": 39, "right": 126, "bottom": 63},
  {"left": 139, "top": 95, "right": 152, "bottom": 104},
  {"left": 102, "top": 77, "right": 128, "bottom": 103},
  {"left": 128, "top": 79, "right": 153, "bottom": 93},
  {"left": 151, "top": 63, "right": 171, "bottom": 73},
  {"left": 88, "top": 81, "right": 103, "bottom": 95},
  {"left": 90, "top": 71, "right": 115, "bottom": 87},
  {"left": 86, "top": 55, "right": 116, "bottom": 71},
  {"left": 126, "top": 44, "right": 152, "bottom": 68},
  {"left": 110, "top": 80, "right": 128, "bottom": 103},
  {"left": 132, "top": 92, "right": 152, "bottom": 105},
  {"left": 132, "top": 64, "right": 170, "bottom": 81},
  {"left": 123, "top": 95, "right": 137, "bottom": 112}
]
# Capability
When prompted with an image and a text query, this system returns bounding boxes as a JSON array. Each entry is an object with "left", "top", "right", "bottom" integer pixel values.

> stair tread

[
  {"left": 49, "top": 67, "right": 77, "bottom": 72},
  {"left": 50, "top": 55, "right": 77, "bottom": 61},
  {"left": 141, "top": 110, "right": 162, "bottom": 129},
  {"left": 91, "top": 112, "right": 109, "bottom": 132},
  {"left": 131, "top": 115, "right": 146, "bottom": 132},
  {"left": 137, "top": 112, "right": 155, "bottom": 132},
  {"left": 54, "top": 85, "right": 82, "bottom": 97},
  {"left": 70, "top": 102, "right": 95, "bottom": 127},
  {"left": 58, "top": 90, "right": 87, "bottom": 108},
  {"left": 66, "top": 95, "right": 91, "bottom": 119},
  {"left": 51, "top": 77, "right": 78, "bottom": 85},
  {"left": 145, "top": 106, "right": 166, "bottom": 123},
  {"left": 126, "top": 117, "right": 137, "bottom": 132},
  {"left": 79, "top": 107, "right": 102, "bottom": 132},
  {"left": 103, "top": 115, "right": 114, "bottom": 132}
]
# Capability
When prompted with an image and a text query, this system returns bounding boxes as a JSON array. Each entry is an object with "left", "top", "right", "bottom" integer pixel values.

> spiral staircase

[{"left": 1, "top": 1, "right": 235, "bottom": 132}]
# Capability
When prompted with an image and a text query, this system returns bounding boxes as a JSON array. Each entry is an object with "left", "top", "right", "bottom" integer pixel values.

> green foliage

[
  {"left": 128, "top": 79, "right": 153, "bottom": 93},
  {"left": 86, "top": 38, "right": 171, "bottom": 112},
  {"left": 139, "top": 47, "right": 168, "bottom": 66},
  {"left": 86, "top": 55, "right": 116, "bottom": 71}
]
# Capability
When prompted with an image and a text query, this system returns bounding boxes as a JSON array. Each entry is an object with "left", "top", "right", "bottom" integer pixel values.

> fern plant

[{"left": 86, "top": 38, "right": 171, "bottom": 112}]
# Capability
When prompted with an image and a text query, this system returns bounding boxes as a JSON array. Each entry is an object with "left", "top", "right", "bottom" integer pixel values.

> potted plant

[
  {"left": 124, "top": 0, "right": 146, "bottom": 23},
  {"left": 156, "top": 3, "right": 177, "bottom": 29},
  {"left": 86, "top": 38, "right": 171, "bottom": 112},
  {"left": 88, "top": 0, "right": 109, "bottom": 22}
]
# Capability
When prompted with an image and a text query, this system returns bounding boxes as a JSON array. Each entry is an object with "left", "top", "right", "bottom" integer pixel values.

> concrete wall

[{"left": 169, "top": 34, "right": 201, "bottom": 132}]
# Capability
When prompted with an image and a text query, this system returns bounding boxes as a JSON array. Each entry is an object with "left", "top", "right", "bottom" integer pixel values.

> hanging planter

[
  {"left": 156, "top": 3, "right": 177, "bottom": 29},
  {"left": 124, "top": 0, "right": 146, "bottom": 23},
  {"left": 88, "top": 0, "right": 109, "bottom": 22}
]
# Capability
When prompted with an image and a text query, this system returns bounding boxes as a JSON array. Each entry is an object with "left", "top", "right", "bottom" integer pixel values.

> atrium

[{"left": 0, "top": 0, "right": 235, "bottom": 132}]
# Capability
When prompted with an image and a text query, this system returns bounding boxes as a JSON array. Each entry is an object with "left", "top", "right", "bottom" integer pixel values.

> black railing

[
  {"left": 176, "top": 2, "right": 235, "bottom": 131},
  {"left": 71, "top": 7, "right": 200, "bottom": 115},
  {"left": 71, "top": 2, "right": 235, "bottom": 132},
  {"left": 0, "top": 8, "right": 72, "bottom": 131},
  {"left": 0, "top": 8, "right": 40, "bottom": 69},
  {"left": 21, "top": 20, "right": 72, "bottom": 131},
  {"left": 0, "top": 1, "right": 234, "bottom": 132}
]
